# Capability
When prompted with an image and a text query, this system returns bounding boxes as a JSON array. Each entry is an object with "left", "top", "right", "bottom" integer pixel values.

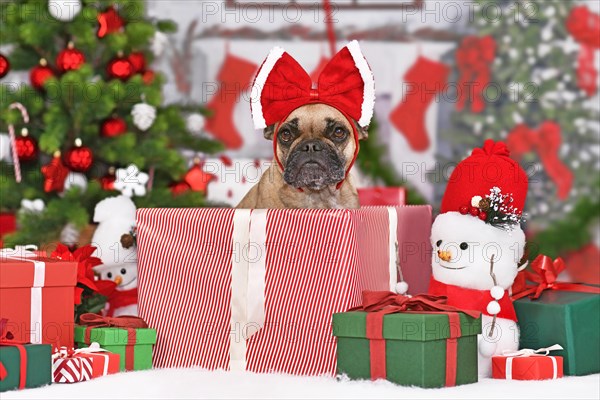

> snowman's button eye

[
  {"left": 107, "top": 272, "right": 112, "bottom": 279},
  {"left": 436, "top": 240, "right": 442, "bottom": 247},
  {"left": 460, "top": 242, "right": 469, "bottom": 250},
  {"left": 120, "top": 268, "right": 127, "bottom": 274}
]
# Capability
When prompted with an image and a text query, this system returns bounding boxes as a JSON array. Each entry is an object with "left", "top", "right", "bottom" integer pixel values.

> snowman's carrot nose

[
  {"left": 114, "top": 276, "right": 123, "bottom": 285},
  {"left": 437, "top": 250, "right": 452, "bottom": 262}
]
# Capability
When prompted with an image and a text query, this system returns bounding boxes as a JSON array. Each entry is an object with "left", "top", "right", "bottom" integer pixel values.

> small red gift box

[
  {"left": 358, "top": 187, "right": 406, "bottom": 206},
  {"left": 492, "top": 345, "right": 564, "bottom": 380},
  {"left": 52, "top": 343, "right": 120, "bottom": 383}
]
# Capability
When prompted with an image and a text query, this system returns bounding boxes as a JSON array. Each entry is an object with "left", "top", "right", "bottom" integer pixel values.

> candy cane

[{"left": 7, "top": 102, "right": 30, "bottom": 183}]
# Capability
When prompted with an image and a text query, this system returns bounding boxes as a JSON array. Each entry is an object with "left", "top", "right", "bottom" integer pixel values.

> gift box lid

[
  {"left": 333, "top": 311, "right": 481, "bottom": 341},
  {"left": 74, "top": 325, "right": 157, "bottom": 346},
  {"left": 0, "top": 257, "right": 77, "bottom": 288}
]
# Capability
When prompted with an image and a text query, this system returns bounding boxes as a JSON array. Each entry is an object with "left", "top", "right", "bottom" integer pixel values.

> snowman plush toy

[{"left": 429, "top": 140, "right": 528, "bottom": 378}]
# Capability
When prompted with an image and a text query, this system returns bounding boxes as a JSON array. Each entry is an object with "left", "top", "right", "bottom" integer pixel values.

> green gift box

[
  {"left": 74, "top": 325, "right": 156, "bottom": 371},
  {"left": 514, "top": 290, "right": 600, "bottom": 376},
  {"left": 333, "top": 310, "right": 481, "bottom": 388},
  {"left": 0, "top": 343, "right": 51, "bottom": 392}
]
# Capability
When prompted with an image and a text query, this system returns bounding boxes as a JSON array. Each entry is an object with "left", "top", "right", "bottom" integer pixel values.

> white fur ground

[{"left": 3, "top": 369, "right": 599, "bottom": 399}]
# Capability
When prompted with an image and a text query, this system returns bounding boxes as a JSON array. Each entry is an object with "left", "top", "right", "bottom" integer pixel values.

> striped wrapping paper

[
  {"left": 52, "top": 356, "right": 93, "bottom": 383},
  {"left": 137, "top": 206, "right": 432, "bottom": 375}
]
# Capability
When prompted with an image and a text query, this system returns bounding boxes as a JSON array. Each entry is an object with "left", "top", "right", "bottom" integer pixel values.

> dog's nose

[
  {"left": 437, "top": 250, "right": 452, "bottom": 262},
  {"left": 300, "top": 140, "right": 323, "bottom": 152}
]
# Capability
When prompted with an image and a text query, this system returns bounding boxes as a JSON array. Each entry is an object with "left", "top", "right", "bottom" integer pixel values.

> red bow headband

[{"left": 250, "top": 40, "right": 375, "bottom": 130}]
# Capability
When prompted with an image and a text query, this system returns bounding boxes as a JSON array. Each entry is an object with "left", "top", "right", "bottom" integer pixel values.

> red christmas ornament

[
  {"left": 0, "top": 53, "right": 10, "bottom": 79},
  {"left": 101, "top": 116, "right": 127, "bottom": 137},
  {"left": 30, "top": 59, "right": 54, "bottom": 90},
  {"left": 56, "top": 42, "right": 85, "bottom": 72},
  {"left": 97, "top": 6, "right": 124, "bottom": 38},
  {"left": 459, "top": 205, "right": 469, "bottom": 215},
  {"left": 170, "top": 181, "right": 191, "bottom": 196},
  {"left": 14, "top": 128, "right": 38, "bottom": 162},
  {"left": 100, "top": 167, "right": 116, "bottom": 190},
  {"left": 184, "top": 158, "right": 216, "bottom": 194},
  {"left": 478, "top": 211, "right": 488, "bottom": 221},
  {"left": 469, "top": 207, "right": 480, "bottom": 217},
  {"left": 142, "top": 70, "right": 155, "bottom": 85},
  {"left": 41, "top": 152, "right": 70, "bottom": 193},
  {"left": 64, "top": 138, "right": 93, "bottom": 172},
  {"left": 107, "top": 56, "right": 133, "bottom": 81},
  {"left": 128, "top": 52, "right": 146, "bottom": 74}
]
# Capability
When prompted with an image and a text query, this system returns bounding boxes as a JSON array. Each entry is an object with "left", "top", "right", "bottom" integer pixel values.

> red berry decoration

[
  {"left": 128, "top": 52, "right": 146, "bottom": 74},
  {"left": 142, "top": 70, "right": 155, "bottom": 85},
  {"left": 100, "top": 167, "right": 117, "bottom": 190},
  {"left": 469, "top": 207, "right": 480, "bottom": 217},
  {"left": 64, "top": 138, "right": 93, "bottom": 172},
  {"left": 56, "top": 42, "right": 85, "bottom": 72},
  {"left": 107, "top": 56, "right": 133, "bottom": 81},
  {"left": 41, "top": 152, "right": 70, "bottom": 193},
  {"left": 459, "top": 205, "right": 469, "bottom": 215},
  {"left": 478, "top": 211, "right": 488, "bottom": 221},
  {"left": 170, "top": 181, "right": 191, "bottom": 196},
  {"left": 14, "top": 128, "right": 38, "bottom": 162},
  {"left": 101, "top": 116, "right": 127, "bottom": 137},
  {"left": 30, "top": 59, "right": 54, "bottom": 90},
  {"left": 0, "top": 53, "right": 10, "bottom": 79},
  {"left": 97, "top": 6, "right": 124, "bottom": 38}
]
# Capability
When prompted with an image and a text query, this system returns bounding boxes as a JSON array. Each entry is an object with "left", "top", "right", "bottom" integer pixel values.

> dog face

[{"left": 264, "top": 103, "right": 368, "bottom": 191}]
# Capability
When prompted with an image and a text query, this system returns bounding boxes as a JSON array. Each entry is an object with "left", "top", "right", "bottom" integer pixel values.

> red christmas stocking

[
  {"left": 205, "top": 53, "right": 257, "bottom": 149},
  {"left": 390, "top": 57, "right": 449, "bottom": 152}
]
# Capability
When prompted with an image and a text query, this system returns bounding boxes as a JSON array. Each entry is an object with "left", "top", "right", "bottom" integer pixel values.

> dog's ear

[
  {"left": 356, "top": 123, "right": 369, "bottom": 141},
  {"left": 264, "top": 124, "right": 276, "bottom": 140}
]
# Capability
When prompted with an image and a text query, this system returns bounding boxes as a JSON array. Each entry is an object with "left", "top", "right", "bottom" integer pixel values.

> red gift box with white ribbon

[
  {"left": 492, "top": 344, "right": 564, "bottom": 380},
  {"left": 136, "top": 206, "right": 432, "bottom": 375},
  {"left": 52, "top": 343, "right": 120, "bottom": 383}
]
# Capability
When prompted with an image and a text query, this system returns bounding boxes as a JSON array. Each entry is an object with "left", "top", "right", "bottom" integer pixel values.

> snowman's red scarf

[
  {"left": 429, "top": 277, "right": 517, "bottom": 322},
  {"left": 106, "top": 288, "right": 138, "bottom": 317}
]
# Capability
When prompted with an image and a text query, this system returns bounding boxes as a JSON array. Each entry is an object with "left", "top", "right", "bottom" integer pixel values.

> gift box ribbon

[
  {"left": 53, "top": 342, "right": 111, "bottom": 379},
  {"left": 351, "top": 291, "right": 480, "bottom": 386},
  {"left": 78, "top": 313, "right": 147, "bottom": 371},
  {"left": 511, "top": 255, "right": 600, "bottom": 300},
  {"left": 0, "top": 318, "right": 27, "bottom": 390},
  {"left": 501, "top": 344, "right": 563, "bottom": 380},
  {"left": 0, "top": 246, "right": 45, "bottom": 344}
]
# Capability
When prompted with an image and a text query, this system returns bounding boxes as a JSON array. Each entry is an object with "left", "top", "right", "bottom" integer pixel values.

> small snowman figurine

[
  {"left": 91, "top": 195, "right": 139, "bottom": 317},
  {"left": 429, "top": 140, "right": 528, "bottom": 378}
]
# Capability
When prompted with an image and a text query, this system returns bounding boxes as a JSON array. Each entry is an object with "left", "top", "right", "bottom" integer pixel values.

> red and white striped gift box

[
  {"left": 52, "top": 353, "right": 93, "bottom": 383},
  {"left": 137, "top": 206, "right": 432, "bottom": 375}
]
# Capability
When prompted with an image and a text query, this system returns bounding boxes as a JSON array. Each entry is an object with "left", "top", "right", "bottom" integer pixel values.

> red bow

[
  {"left": 567, "top": 6, "right": 600, "bottom": 96},
  {"left": 352, "top": 291, "right": 480, "bottom": 319},
  {"left": 507, "top": 122, "right": 573, "bottom": 200},
  {"left": 79, "top": 313, "right": 147, "bottom": 330},
  {"left": 51, "top": 244, "right": 103, "bottom": 304},
  {"left": 512, "top": 255, "right": 600, "bottom": 300},
  {"left": 455, "top": 35, "right": 495, "bottom": 113}
]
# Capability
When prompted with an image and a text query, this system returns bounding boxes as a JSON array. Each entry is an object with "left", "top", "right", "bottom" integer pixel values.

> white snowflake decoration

[
  {"left": 114, "top": 164, "right": 149, "bottom": 197},
  {"left": 132, "top": 103, "right": 156, "bottom": 131}
]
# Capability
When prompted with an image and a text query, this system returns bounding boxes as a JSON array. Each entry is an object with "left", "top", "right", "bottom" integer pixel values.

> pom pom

[
  {"left": 486, "top": 300, "right": 501, "bottom": 315},
  {"left": 471, "top": 196, "right": 482, "bottom": 207},
  {"left": 479, "top": 338, "right": 497, "bottom": 357},
  {"left": 395, "top": 281, "right": 409, "bottom": 295},
  {"left": 490, "top": 285, "right": 504, "bottom": 300}
]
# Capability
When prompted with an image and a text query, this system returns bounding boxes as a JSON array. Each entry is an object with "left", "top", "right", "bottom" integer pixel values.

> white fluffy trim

[
  {"left": 345, "top": 40, "right": 375, "bottom": 127},
  {"left": 251, "top": 46, "right": 285, "bottom": 130}
]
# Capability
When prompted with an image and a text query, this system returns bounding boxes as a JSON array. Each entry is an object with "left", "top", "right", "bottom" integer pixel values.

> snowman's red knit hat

[{"left": 441, "top": 140, "right": 528, "bottom": 228}]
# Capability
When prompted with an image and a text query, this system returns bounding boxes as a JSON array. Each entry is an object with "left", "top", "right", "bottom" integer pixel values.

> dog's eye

[
  {"left": 332, "top": 127, "right": 347, "bottom": 140},
  {"left": 279, "top": 129, "right": 292, "bottom": 143}
]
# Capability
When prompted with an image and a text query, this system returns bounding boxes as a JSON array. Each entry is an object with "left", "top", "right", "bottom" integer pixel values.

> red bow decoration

[
  {"left": 0, "top": 318, "right": 27, "bottom": 389},
  {"left": 511, "top": 255, "right": 600, "bottom": 300},
  {"left": 455, "top": 35, "right": 496, "bottom": 113},
  {"left": 507, "top": 121, "right": 573, "bottom": 200},
  {"left": 567, "top": 6, "right": 600, "bottom": 96},
  {"left": 51, "top": 244, "right": 103, "bottom": 304},
  {"left": 78, "top": 313, "right": 147, "bottom": 330}
]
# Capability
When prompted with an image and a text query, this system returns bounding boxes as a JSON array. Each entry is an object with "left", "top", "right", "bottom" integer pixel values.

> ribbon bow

[
  {"left": 503, "top": 344, "right": 563, "bottom": 358},
  {"left": 512, "top": 255, "right": 600, "bottom": 300},
  {"left": 507, "top": 122, "right": 573, "bottom": 200},
  {"left": 52, "top": 342, "right": 108, "bottom": 360},
  {"left": 566, "top": 6, "right": 600, "bottom": 96},
  {"left": 455, "top": 35, "right": 495, "bottom": 113},
  {"left": 79, "top": 313, "right": 148, "bottom": 330},
  {"left": 352, "top": 291, "right": 481, "bottom": 319},
  {"left": 0, "top": 245, "right": 38, "bottom": 259}
]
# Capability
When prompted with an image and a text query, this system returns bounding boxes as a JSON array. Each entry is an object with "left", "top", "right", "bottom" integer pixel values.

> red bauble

[
  {"left": 30, "top": 59, "right": 54, "bottom": 90},
  {"left": 142, "top": 70, "right": 155, "bottom": 85},
  {"left": 97, "top": 6, "right": 124, "bottom": 38},
  {"left": 478, "top": 211, "right": 488, "bottom": 221},
  {"left": 107, "top": 57, "right": 133, "bottom": 81},
  {"left": 459, "top": 205, "right": 469, "bottom": 215},
  {"left": 14, "top": 130, "right": 38, "bottom": 162},
  {"left": 41, "top": 152, "right": 70, "bottom": 193},
  {"left": 128, "top": 52, "right": 146, "bottom": 73},
  {"left": 101, "top": 116, "right": 127, "bottom": 137},
  {"left": 56, "top": 43, "right": 85, "bottom": 72},
  {"left": 469, "top": 207, "right": 480, "bottom": 217},
  {"left": 100, "top": 168, "right": 116, "bottom": 190},
  {"left": 184, "top": 159, "right": 216, "bottom": 193},
  {"left": 64, "top": 139, "right": 93, "bottom": 172},
  {"left": 170, "top": 181, "right": 191, "bottom": 196},
  {"left": 0, "top": 53, "right": 10, "bottom": 79}
]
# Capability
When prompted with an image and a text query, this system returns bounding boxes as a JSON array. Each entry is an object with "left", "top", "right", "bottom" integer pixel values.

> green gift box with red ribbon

[
  {"left": 74, "top": 314, "right": 156, "bottom": 372},
  {"left": 333, "top": 292, "right": 481, "bottom": 388}
]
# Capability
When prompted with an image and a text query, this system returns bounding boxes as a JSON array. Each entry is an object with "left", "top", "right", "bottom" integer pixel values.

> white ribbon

[
  {"left": 386, "top": 207, "right": 399, "bottom": 291},
  {"left": 1, "top": 245, "right": 45, "bottom": 343},
  {"left": 229, "top": 209, "right": 267, "bottom": 371},
  {"left": 503, "top": 344, "right": 563, "bottom": 380}
]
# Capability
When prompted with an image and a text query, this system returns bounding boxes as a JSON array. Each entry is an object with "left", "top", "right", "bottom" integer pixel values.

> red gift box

[
  {"left": 136, "top": 206, "right": 432, "bottom": 375},
  {"left": 0, "top": 249, "right": 77, "bottom": 347},
  {"left": 358, "top": 187, "right": 406, "bottom": 206},
  {"left": 0, "top": 213, "right": 16, "bottom": 248},
  {"left": 52, "top": 344, "right": 120, "bottom": 383},
  {"left": 492, "top": 345, "right": 564, "bottom": 380}
]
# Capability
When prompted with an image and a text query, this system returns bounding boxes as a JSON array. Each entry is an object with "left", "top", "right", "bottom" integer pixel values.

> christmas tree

[
  {"left": 0, "top": 0, "right": 222, "bottom": 247},
  {"left": 441, "top": 0, "right": 600, "bottom": 258}
]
